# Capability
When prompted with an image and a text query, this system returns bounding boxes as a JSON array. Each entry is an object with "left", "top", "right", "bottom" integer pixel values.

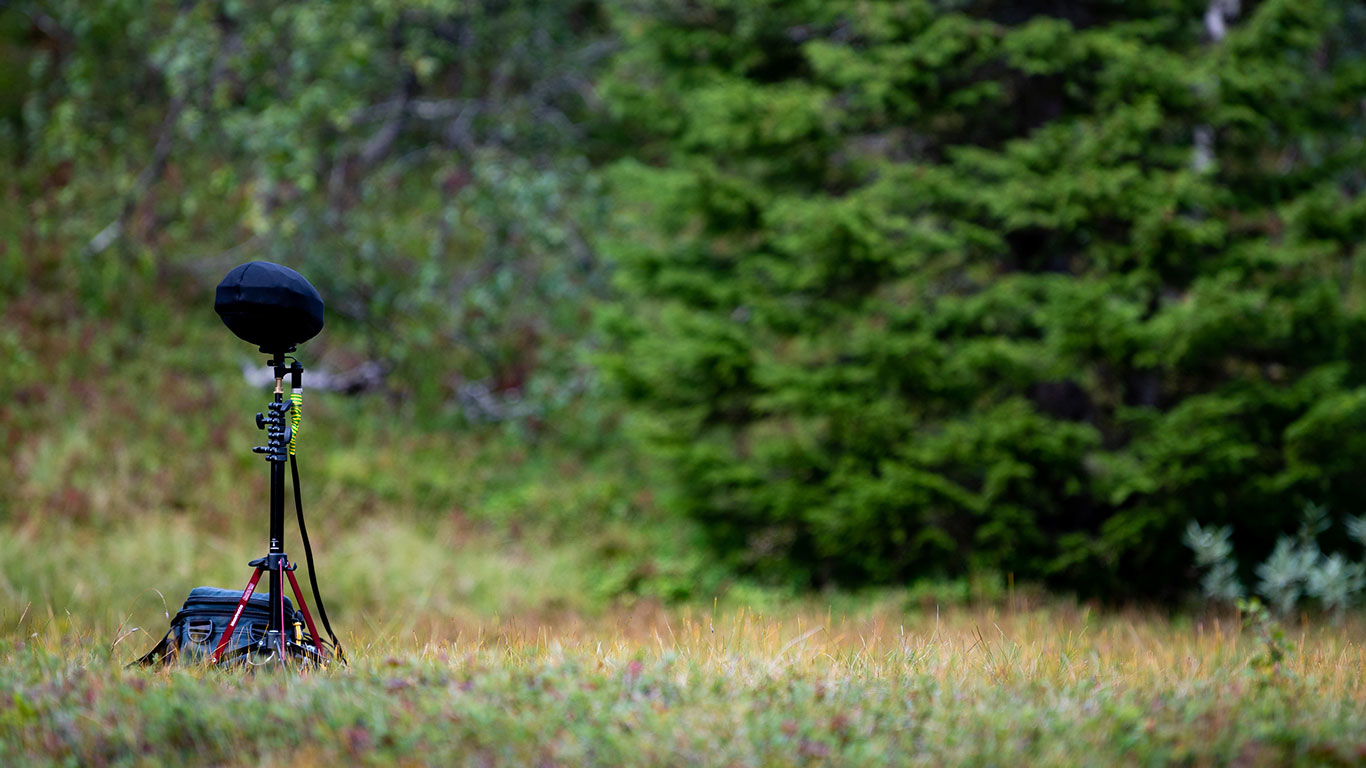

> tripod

[{"left": 208, "top": 349, "right": 342, "bottom": 668}]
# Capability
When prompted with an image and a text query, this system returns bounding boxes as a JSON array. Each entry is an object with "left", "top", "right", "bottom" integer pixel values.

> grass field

[
  {"left": 7, "top": 443, "right": 1366, "bottom": 765},
  {"left": 6, "top": 309, "right": 1366, "bottom": 766},
  {"left": 6, "top": 596, "right": 1366, "bottom": 766},
  {"left": 5, "top": 515, "right": 1366, "bottom": 767}
]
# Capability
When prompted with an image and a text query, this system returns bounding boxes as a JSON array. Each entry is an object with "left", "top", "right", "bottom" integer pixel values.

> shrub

[
  {"left": 1186, "top": 505, "right": 1366, "bottom": 617},
  {"left": 600, "top": 0, "right": 1366, "bottom": 597}
]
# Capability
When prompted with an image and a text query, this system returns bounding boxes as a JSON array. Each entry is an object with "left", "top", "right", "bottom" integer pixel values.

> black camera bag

[{"left": 135, "top": 586, "right": 304, "bottom": 665}]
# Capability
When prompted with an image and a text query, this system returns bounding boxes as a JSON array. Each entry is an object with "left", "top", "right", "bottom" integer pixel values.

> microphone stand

[{"left": 207, "top": 347, "right": 329, "bottom": 668}]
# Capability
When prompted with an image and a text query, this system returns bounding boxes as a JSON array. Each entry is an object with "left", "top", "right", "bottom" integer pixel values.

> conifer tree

[{"left": 600, "top": 0, "right": 1366, "bottom": 596}]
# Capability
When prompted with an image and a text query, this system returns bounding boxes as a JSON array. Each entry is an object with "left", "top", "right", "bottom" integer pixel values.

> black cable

[{"left": 290, "top": 453, "right": 346, "bottom": 665}]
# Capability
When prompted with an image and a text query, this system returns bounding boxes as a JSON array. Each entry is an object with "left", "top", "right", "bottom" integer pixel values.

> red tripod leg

[
  {"left": 285, "top": 568, "right": 326, "bottom": 660},
  {"left": 209, "top": 567, "right": 264, "bottom": 665}
]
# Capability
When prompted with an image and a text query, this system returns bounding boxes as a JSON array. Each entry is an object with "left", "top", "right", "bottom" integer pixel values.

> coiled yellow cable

[{"left": 290, "top": 389, "right": 303, "bottom": 455}]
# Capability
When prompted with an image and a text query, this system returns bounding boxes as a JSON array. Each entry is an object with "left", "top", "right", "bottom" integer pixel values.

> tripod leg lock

[{"left": 248, "top": 554, "right": 295, "bottom": 571}]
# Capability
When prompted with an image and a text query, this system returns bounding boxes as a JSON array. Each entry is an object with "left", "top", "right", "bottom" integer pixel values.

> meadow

[
  {"left": 4, "top": 293, "right": 1366, "bottom": 767},
  {"left": 5, "top": 434, "right": 1366, "bottom": 765},
  {"left": 7, "top": 574, "right": 1366, "bottom": 765}
]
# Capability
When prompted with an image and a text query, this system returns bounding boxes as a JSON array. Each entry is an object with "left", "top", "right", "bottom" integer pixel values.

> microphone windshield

[{"left": 215, "top": 261, "right": 325, "bottom": 352}]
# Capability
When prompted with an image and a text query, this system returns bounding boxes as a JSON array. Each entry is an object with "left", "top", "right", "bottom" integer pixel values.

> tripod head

[{"left": 250, "top": 353, "right": 305, "bottom": 463}]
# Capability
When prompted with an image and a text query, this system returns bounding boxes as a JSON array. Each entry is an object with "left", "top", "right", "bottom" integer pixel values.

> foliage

[
  {"left": 600, "top": 0, "right": 1366, "bottom": 596},
  {"left": 1183, "top": 521, "right": 1244, "bottom": 602},
  {"left": 1237, "top": 596, "right": 1292, "bottom": 688},
  {"left": 1186, "top": 505, "right": 1366, "bottom": 616},
  {"left": 8, "top": 0, "right": 1366, "bottom": 602},
  {"left": 2, "top": 0, "right": 615, "bottom": 427}
]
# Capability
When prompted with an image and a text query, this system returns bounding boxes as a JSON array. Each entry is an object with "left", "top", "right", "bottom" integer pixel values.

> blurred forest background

[{"left": 3, "top": 0, "right": 1366, "bottom": 623}]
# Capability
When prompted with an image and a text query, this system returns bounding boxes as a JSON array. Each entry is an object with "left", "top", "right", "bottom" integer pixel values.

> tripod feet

[{"left": 215, "top": 634, "right": 329, "bottom": 670}]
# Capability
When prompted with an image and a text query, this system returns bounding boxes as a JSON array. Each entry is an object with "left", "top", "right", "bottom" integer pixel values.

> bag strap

[{"left": 129, "top": 629, "right": 177, "bottom": 668}]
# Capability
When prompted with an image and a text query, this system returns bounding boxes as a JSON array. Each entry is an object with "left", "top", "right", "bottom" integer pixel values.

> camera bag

[{"left": 134, "top": 586, "right": 303, "bottom": 666}]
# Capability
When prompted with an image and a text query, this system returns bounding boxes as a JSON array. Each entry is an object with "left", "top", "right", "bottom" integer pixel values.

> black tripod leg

[{"left": 275, "top": 563, "right": 288, "bottom": 662}]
